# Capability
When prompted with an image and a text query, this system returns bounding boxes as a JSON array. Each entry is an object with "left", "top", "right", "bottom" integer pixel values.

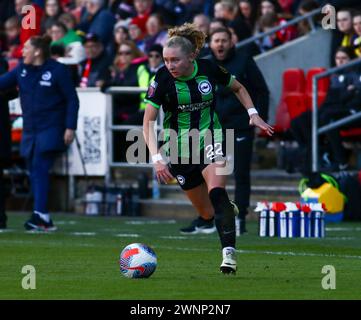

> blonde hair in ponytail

[{"left": 166, "top": 23, "right": 206, "bottom": 57}]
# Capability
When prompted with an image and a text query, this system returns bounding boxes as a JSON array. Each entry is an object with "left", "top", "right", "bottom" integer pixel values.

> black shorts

[{"left": 168, "top": 146, "right": 225, "bottom": 191}]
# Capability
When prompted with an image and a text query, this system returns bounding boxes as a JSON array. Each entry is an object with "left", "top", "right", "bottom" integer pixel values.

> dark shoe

[
  {"left": 24, "top": 213, "right": 57, "bottom": 232},
  {"left": 180, "top": 216, "right": 216, "bottom": 234},
  {"left": 0, "top": 221, "right": 6, "bottom": 229}
]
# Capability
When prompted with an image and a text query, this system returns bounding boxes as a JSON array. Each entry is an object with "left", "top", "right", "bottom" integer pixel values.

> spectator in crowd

[
  {"left": 41, "top": 0, "right": 64, "bottom": 34},
  {"left": 337, "top": 8, "right": 357, "bottom": 48},
  {"left": 128, "top": 20, "right": 146, "bottom": 52},
  {"left": 78, "top": 0, "right": 116, "bottom": 46},
  {"left": 144, "top": 13, "right": 168, "bottom": 53},
  {"left": 259, "top": 0, "right": 283, "bottom": 16},
  {"left": 257, "top": 11, "right": 296, "bottom": 52},
  {"left": 238, "top": 0, "right": 258, "bottom": 33},
  {"left": 104, "top": 40, "right": 145, "bottom": 124},
  {"left": 192, "top": 14, "right": 211, "bottom": 57},
  {"left": 330, "top": 8, "right": 357, "bottom": 65},
  {"left": 111, "top": 0, "right": 136, "bottom": 22},
  {"left": 297, "top": 0, "right": 321, "bottom": 36},
  {"left": 0, "top": 35, "right": 79, "bottom": 231},
  {"left": 278, "top": 0, "right": 297, "bottom": 15},
  {"left": 136, "top": 44, "right": 164, "bottom": 115},
  {"left": 69, "top": 0, "right": 87, "bottom": 23},
  {"left": 214, "top": 0, "right": 252, "bottom": 42},
  {"left": 50, "top": 21, "right": 86, "bottom": 64},
  {"left": 58, "top": 12, "right": 81, "bottom": 33},
  {"left": 352, "top": 11, "right": 361, "bottom": 57},
  {"left": 209, "top": 18, "right": 228, "bottom": 35},
  {"left": 103, "top": 39, "right": 145, "bottom": 161},
  {"left": 319, "top": 47, "right": 361, "bottom": 171},
  {"left": 161, "top": 0, "right": 203, "bottom": 26},
  {"left": 131, "top": 0, "right": 153, "bottom": 35},
  {"left": 290, "top": 46, "right": 360, "bottom": 173},
  {"left": 258, "top": 11, "right": 297, "bottom": 52},
  {"left": 79, "top": 33, "right": 112, "bottom": 87},
  {"left": 3, "top": 16, "right": 22, "bottom": 60},
  {"left": 106, "top": 21, "right": 130, "bottom": 60},
  {"left": 193, "top": 14, "right": 211, "bottom": 38}
]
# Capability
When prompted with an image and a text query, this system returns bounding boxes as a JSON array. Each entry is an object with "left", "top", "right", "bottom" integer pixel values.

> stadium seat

[
  {"left": 282, "top": 68, "right": 307, "bottom": 120},
  {"left": 305, "top": 67, "right": 330, "bottom": 109}
]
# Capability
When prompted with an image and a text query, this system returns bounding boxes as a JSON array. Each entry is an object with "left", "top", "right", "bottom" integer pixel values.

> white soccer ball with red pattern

[{"left": 119, "top": 243, "right": 157, "bottom": 278}]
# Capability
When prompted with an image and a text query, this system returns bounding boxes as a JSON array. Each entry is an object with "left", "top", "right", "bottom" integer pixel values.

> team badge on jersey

[
  {"left": 198, "top": 80, "right": 212, "bottom": 95},
  {"left": 20, "top": 69, "right": 27, "bottom": 77},
  {"left": 42, "top": 71, "right": 52, "bottom": 81},
  {"left": 147, "top": 81, "right": 158, "bottom": 98},
  {"left": 176, "top": 175, "right": 185, "bottom": 186}
]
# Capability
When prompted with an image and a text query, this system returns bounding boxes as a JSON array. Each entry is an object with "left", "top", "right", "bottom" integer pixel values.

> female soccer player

[
  {"left": 0, "top": 35, "right": 79, "bottom": 231},
  {"left": 143, "top": 23, "right": 273, "bottom": 274}
]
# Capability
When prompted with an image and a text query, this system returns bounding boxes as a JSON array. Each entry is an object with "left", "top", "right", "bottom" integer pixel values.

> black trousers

[{"left": 231, "top": 128, "right": 255, "bottom": 217}]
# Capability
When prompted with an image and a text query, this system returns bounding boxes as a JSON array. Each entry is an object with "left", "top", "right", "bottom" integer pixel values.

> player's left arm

[
  {"left": 57, "top": 65, "right": 80, "bottom": 145},
  {"left": 229, "top": 78, "right": 274, "bottom": 136}
]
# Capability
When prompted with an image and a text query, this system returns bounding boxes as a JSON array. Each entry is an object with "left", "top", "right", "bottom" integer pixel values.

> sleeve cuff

[
  {"left": 227, "top": 75, "right": 236, "bottom": 88},
  {"left": 144, "top": 99, "right": 161, "bottom": 109}
]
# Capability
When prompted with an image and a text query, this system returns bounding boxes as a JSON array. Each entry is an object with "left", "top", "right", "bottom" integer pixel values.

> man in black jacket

[
  {"left": 180, "top": 28, "right": 269, "bottom": 235},
  {"left": 210, "top": 28, "right": 269, "bottom": 234}
]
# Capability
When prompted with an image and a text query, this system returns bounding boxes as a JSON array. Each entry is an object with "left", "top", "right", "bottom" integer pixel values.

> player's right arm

[{"left": 143, "top": 104, "right": 174, "bottom": 184}]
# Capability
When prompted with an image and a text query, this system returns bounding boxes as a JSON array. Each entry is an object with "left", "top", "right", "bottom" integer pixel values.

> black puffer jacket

[{"left": 210, "top": 47, "right": 269, "bottom": 130}]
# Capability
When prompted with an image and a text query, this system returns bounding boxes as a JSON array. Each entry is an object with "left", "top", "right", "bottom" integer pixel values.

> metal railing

[
  {"left": 311, "top": 58, "right": 361, "bottom": 172},
  {"left": 236, "top": 8, "right": 322, "bottom": 50},
  {"left": 103, "top": 87, "right": 163, "bottom": 186}
]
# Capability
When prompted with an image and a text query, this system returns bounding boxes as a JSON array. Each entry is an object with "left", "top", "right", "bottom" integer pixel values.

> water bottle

[{"left": 255, "top": 202, "right": 269, "bottom": 237}]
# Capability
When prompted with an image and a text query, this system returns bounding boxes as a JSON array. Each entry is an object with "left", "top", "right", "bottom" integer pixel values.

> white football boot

[{"left": 220, "top": 247, "right": 237, "bottom": 274}]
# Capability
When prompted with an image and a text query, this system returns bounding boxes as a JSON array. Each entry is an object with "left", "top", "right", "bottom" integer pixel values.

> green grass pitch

[{"left": 1, "top": 212, "right": 361, "bottom": 300}]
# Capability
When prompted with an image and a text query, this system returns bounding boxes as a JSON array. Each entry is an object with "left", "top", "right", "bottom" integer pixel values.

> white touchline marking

[
  {"left": 0, "top": 229, "right": 14, "bottom": 233},
  {"left": 326, "top": 227, "right": 361, "bottom": 231},
  {"left": 326, "top": 237, "right": 355, "bottom": 240},
  {"left": 72, "top": 232, "right": 96, "bottom": 236},
  {"left": 161, "top": 236, "right": 188, "bottom": 240},
  {"left": 154, "top": 246, "right": 361, "bottom": 260},
  {"left": 115, "top": 233, "right": 140, "bottom": 238},
  {"left": 125, "top": 220, "right": 177, "bottom": 225},
  {"left": 55, "top": 221, "right": 77, "bottom": 225}
]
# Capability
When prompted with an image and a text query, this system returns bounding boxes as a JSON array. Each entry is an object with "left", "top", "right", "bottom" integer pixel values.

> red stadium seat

[
  {"left": 305, "top": 67, "right": 330, "bottom": 109},
  {"left": 282, "top": 68, "right": 307, "bottom": 120}
]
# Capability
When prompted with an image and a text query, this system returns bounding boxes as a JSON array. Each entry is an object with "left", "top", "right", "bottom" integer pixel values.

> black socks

[{"left": 209, "top": 187, "right": 235, "bottom": 248}]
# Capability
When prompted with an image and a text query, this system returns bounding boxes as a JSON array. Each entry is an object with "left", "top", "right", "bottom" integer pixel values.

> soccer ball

[{"left": 119, "top": 243, "right": 157, "bottom": 278}]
